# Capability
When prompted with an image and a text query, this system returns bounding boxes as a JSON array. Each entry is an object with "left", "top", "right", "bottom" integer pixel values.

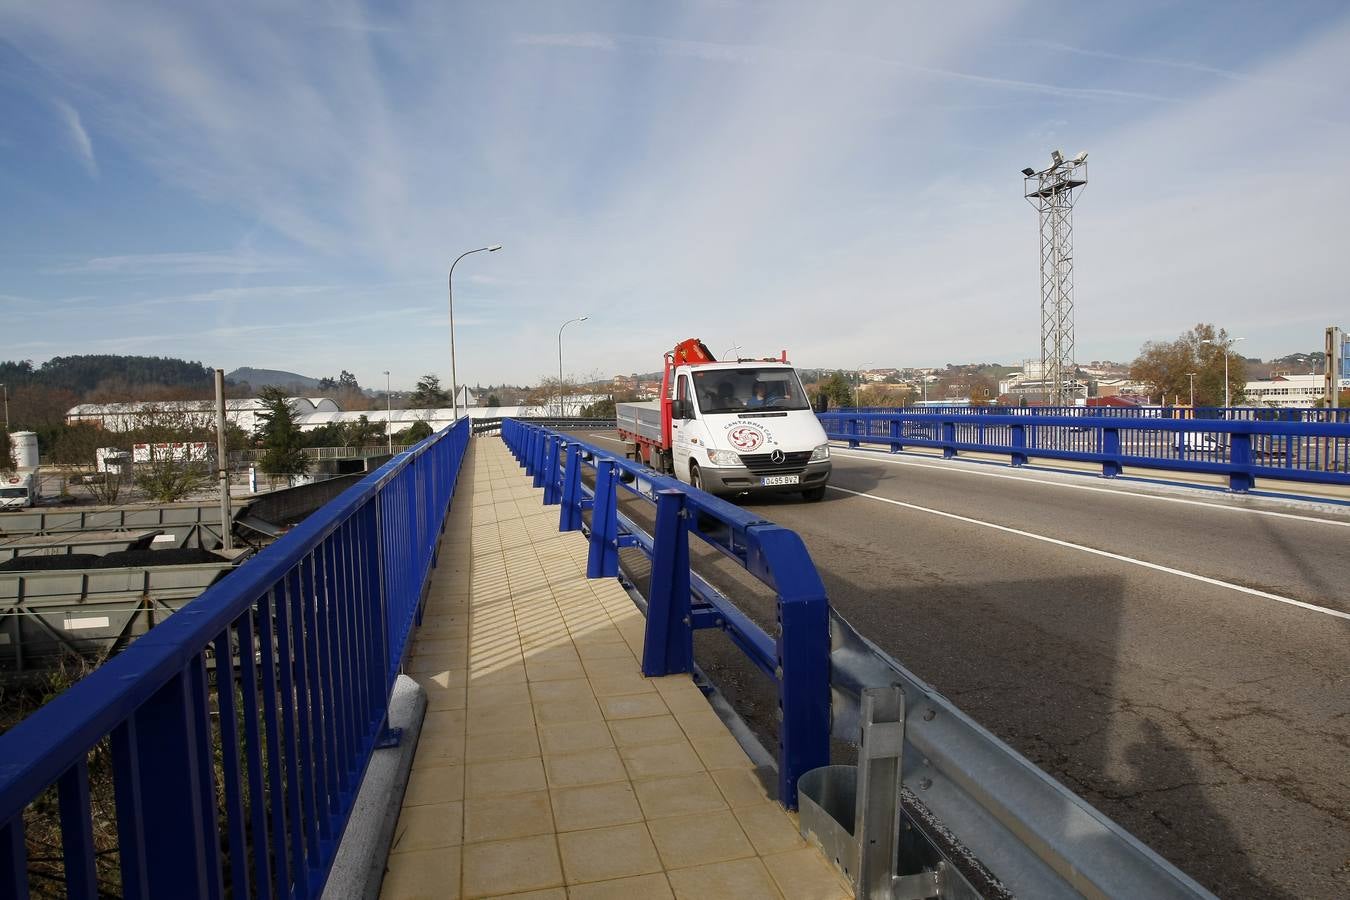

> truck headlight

[
  {"left": 810, "top": 443, "right": 830, "bottom": 461},
  {"left": 706, "top": 449, "right": 741, "bottom": 467}
]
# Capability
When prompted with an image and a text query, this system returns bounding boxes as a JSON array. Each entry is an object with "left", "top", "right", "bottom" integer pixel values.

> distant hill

[
  {"left": 0, "top": 354, "right": 218, "bottom": 396},
  {"left": 225, "top": 367, "right": 322, "bottom": 392}
]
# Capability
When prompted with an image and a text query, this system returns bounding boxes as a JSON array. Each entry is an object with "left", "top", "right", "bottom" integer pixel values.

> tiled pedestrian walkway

[{"left": 380, "top": 438, "right": 852, "bottom": 900}]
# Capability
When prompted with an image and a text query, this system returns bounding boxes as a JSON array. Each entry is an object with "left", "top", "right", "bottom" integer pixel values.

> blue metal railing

[
  {"left": 500, "top": 418, "right": 830, "bottom": 809},
  {"left": 0, "top": 418, "right": 469, "bottom": 899},
  {"left": 848, "top": 404, "right": 1350, "bottom": 423},
  {"left": 821, "top": 410, "right": 1350, "bottom": 492}
]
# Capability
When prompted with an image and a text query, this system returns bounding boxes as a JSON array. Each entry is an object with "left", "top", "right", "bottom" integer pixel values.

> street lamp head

[
  {"left": 486, "top": 244, "right": 503, "bottom": 252},
  {"left": 579, "top": 315, "right": 589, "bottom": 322}
]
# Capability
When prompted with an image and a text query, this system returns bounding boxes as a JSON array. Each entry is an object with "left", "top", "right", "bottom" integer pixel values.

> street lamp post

[
  {"left": 384, "top": 370, "right": 393, "bottom": 454},
  {"left": 448, "top": 244, "right": 503, "bottom": 421},
  {"left": 1186, "top": 372, "right": 1197, "bottom": 407},
  {"left": 558, "top": 316, "right": 589, "bottom": 417},
  {"left": 1202, "top": 337, "right": 1245, "bottom": 410},
  {"left": 1, "top": 383, "right": 8, "bottom": 431},
  {"left": 855, "top": 366, "right": 867, "bottom": 409}
]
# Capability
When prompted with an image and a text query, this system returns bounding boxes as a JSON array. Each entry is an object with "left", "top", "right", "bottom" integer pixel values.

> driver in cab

[{"left": 747, "top": 381, "right": 774, "bottom": 408}]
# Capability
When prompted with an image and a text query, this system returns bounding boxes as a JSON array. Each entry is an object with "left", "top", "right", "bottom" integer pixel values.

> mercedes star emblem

[{"left": 770, "top": 449, "right": 786, "bottom": 465}]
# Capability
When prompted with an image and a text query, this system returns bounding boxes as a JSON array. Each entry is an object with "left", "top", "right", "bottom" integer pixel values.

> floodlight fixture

[
  {"left": 1073, "top": 151, "right": 1088, "bottom": 164},
  {"left": 1050, "top": 149, "right": 1064, "bottom": 166},
  {"left": 1021, "top": 167, "right": 1036, "bottom": 176}
]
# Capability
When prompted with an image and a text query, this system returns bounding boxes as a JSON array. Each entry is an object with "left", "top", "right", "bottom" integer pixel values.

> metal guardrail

[
  {"left": 0, "top": 418, "right": 469, "bottom": 898},
  {"left": 821, "top": 411, "right": 1350, "bottom": 492},
  {"left": 500, "top": 419, "right": 1214, "bottom": 899},
  {"left": 848, "top": 404, "right": 1350, "bottom": 423},
  {"left": 500, "top": 418, "right": 830, "bottom": 810},
  {"left": 472, "top": 416, "right": 614, "bottom": 436}
]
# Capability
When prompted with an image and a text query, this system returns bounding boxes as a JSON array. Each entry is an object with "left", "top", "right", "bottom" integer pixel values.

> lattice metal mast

[{"left": 1023, "top": 150, "right": 1088, "bottom": 405}]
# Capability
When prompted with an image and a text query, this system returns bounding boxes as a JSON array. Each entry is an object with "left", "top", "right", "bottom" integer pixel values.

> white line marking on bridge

[
  {"left": 827, "top": 484, "right": 1350, "bottom": 621},
  {"left": 831, "top": 447, "right": 1350, "bottom": 529}
]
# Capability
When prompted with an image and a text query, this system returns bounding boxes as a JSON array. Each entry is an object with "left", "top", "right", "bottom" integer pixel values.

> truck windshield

[
  {"left": 692, "top": 368, "right": 810, "bottom": 413},
  {"left": 0, "top": 488, "right": 27, "bottom": 498}
]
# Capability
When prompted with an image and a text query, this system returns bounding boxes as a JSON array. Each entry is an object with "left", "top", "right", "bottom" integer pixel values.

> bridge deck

[{"left": 381, "top": 438, "right": 851, "bottom": 899}]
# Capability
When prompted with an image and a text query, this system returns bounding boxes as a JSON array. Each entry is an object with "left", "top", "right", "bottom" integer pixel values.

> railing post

[
  {"left": 1010, "top": 423, "right": 1027, "bottom": 466},
  {"left": 523, "top": 428, "right": 537, "bottom": 476},
  {"left": 533, "top": 431, "right": 548, "bottom": 486},
  {"left": 889, "top": 417, "right": 903, "bottom": 453},
  {"left": 849, "top": 416, "right": 860, "bottom": 449},
  {"left": 642, "top": 489, "right": 692, "bottom": 677},
  {"left": 560, "top": 443, "right": 583, "bottom": 531},
  {"left": 542, "top": 437, "right": 560, "bottom": 504},
  {"left": 942, "top": 420, "right": 957, "bottom": 459},
  {"left": 1230, "top": 431, "right": 1254, "bottom": 492},
  {"left": 587, "top": 460, "right": 619, "bottom": 578},
  {"left": 1101, "top": 427, "right": 1122, "bottom": 477},
  {"left": 751, "top": 526, "right": 830, "bottom": 810}
]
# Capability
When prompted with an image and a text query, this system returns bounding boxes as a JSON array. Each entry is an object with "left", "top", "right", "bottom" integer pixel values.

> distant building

[
  {"left": 1244, "top": 374, "right": 1349, "bottom": 408},
  {"left": 67, "top": 397, "right": 340, "bottom": 434}
]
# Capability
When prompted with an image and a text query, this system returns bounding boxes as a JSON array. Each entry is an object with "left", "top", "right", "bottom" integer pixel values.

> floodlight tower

[{"left": 1023, "top": 150, "right": 1088, "bottom": 405}]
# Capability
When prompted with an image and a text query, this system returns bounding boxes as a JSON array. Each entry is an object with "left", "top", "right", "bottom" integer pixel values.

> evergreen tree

[
  {"left": 408, "top": 374, "right": 451, "bottom": 408},
  {"left": 255, "top": 386, "right": 310, "bottom": 476}
]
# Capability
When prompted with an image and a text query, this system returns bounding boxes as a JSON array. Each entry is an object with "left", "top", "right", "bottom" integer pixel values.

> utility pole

[
  {"left": 1, "top": 383, "right": 8, "bottom": 431},
  {"left": 384, "top": 370, "right": 394, "bottom": 454},
  {"left": 1327, "top": 326, "right": 1344, "bottom": 409},
  {"left": 214, "top": 369, "right": 233, "bottom": 551}
]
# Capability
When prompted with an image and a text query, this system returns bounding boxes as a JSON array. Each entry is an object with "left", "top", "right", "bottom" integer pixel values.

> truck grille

[{"left": 737, "top": 450, "right": 812, "bottom": 475}]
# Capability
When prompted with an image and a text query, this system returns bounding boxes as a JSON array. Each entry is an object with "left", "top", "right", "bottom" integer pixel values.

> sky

[{"left": 2, "top": 1, "right": 1348, "bottom": 389}]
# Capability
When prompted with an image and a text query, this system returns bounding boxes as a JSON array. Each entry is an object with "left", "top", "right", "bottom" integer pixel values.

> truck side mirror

[{"left": 673, "top": 399, "right": 690, "bottom": 420}]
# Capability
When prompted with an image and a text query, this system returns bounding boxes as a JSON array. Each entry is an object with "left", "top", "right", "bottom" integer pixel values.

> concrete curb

[{"left": 322, "top": 674, "right": 427, "bottom": 900}]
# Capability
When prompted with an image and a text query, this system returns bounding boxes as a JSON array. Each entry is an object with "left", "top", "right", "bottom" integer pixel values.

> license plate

[{"left": 760, "top": 475, "right": 800, "bottom": 486}]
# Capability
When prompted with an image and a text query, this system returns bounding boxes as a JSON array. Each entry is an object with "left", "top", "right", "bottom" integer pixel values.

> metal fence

[
  {"left": 0, "top": 418, "right": 469, "bottom": 899},
  {"left": 821, "top": 411, "right": 1350, "bottom": 492},
  {"left": 849, "top": 404, "right": 1350, "bottom": 423},
  {"left": 500, "top": 420, "right": 1213, "bottom": 899}
]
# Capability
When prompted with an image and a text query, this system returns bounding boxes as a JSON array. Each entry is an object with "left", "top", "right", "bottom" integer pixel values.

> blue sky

[{"left": 2, "top": 1, "right": 1348, "bottom": 388}]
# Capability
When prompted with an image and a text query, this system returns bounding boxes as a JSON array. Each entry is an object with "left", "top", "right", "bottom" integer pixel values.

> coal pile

[{"left": 0, "top": 548, "right": 228, "bottom": 572}]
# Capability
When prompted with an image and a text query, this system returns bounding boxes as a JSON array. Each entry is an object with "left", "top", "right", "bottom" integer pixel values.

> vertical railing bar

[
  {"left": 302, "top": 550, "right": 335, "bottom": 846},
  {"left": 256, "top": 590, "right": 292, "bottom": 900},
  {"left": 212, "top": 627, "right": 251, "bottom": 900},
  {"left": 0, "top": 818, "right": 28, "bottom": 900},
  {"left": 289, "top": 559, "right": 323, "bottom": 871},
  {"left": 188, "top": 651, "right": 225, "bottom": 900},
  {"left": 236, "top": 613, "right": 275, "bottom": 900},
  {"left": 109, "top": 720, "right": 149, "bottom": 900},
  {"left": 313, "top": 542, "right": 341, "bottom": 836},
  {"left": 273, "top": 572, "right": 308, "bottom": 890},
  {"left": 56, "top": 759, "right": 98, "bottom": 900}
]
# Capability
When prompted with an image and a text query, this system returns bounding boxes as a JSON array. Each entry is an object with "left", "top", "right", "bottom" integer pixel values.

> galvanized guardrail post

[
  {"left": 1010, "top": 422, "right": 1028, "bottom": 466},
  {"left": 641, "top": 488, "right": 693, "bottom": 677}
]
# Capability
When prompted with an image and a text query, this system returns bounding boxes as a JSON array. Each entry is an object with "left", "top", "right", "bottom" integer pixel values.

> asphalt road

[{"left": 564, "top": 429, "right": 1350, "bottom": 899}]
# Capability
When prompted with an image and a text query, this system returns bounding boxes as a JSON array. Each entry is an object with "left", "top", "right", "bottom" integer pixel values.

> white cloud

[
  {"left": 73, "top": 251, "right": 295, "bottom": 276},
  {"left": 53, "top": 98, "right": 96, "bottom": 176}
]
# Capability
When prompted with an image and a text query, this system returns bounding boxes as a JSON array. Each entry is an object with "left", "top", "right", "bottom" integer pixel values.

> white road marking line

[
  {"left": 831, "top": 446, "right": 1350, "bottom": 529},
  {"left": 827, "top": 484, "right": 1350, "bottom": 621}
]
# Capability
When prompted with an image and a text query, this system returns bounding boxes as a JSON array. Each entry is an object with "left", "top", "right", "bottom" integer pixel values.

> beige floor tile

[
  {"left": 734, "top": 803, "right": 808, "bottom": 855},
  {"left": 619, "top": 741, "right": 706, "bottom": 780},
  {"left": 599, "top": 693, "right": 669, "bottom": 721},
  {"left": 538, "top": 721, "right": 614, "bottom": 755},
  {"left": 466, "top": 663, "right": 528, "bottom": 686},
  {"left": 666, "top": 857, "right": 782, "bottom": 900},
  {"left": 691, "top": 734, "right": 753, "bottom": 770},
  {"left": 528, "top": 677, "right": 595, "bottom": 706},
  {"left": 543, "top": 747, "right": 628, "bottom": 788},
  {"left": 673, "top": 705, "right": 731, "bottom": 739},
  {"left": 711, "top": 767, "right": 775, "bottom": 808},
  {"left": 653, "top": 683, "right": 709, "bottom": 714},
  {"left": 423, "top": 708, "right": 468, "bottom": 737},
  {"left": 390, "top": 800, "right": 463, "bottom": 853},
  {"left": 408, "top": 653, "right": 462, "bottom": 675},
  {"left": 467, "top": 702, "right": 536, "bottom": 735},
  {"left": 465, "top": 756, "right": 547, "bottom": 798},
  {"left": 761, "top": 848, "right": 852, "bottom": 900},
  {"left": 532, "top": 696, "right": 604, "bottom": 727},
  {"left": 463, "top": 791, "right": 554, "bottom": 843},
  {"left": 647, "top": 809, "right": 754, "bottom": 870},
  {"left": 632, "top": 772, "right": 728, "bottom": 820},
  {"left": 550, "top": 780, "right": 644, "bottom": 832},
  {"left": 412, "top": 733, "right": 466, "bottom": 769},
  {"left": 461, "top": 834, "right": 563, "bottom": 899},
  {"left": 404, "top": 764, "right": 465, "bottom": 806},
  {"left": 566, "top": 872, "right": 673, "bottom": 899},
  {"left": 477, "top": 890, "right": 565, "bottom": 900},
  {"left": 609, "top": 715, "right": 686, "bottom": 749},
  {"left": 557, "top": 822, "right": 663, "bottom": 884},
  {"left": 423, "top": 683, "right": 468, "bottom": 712},
  {"left": 414, "top": 668, "right": 469, "bottom": 691},
  {"left": 574, "top": 639, "right": 637, "bottom": 662},
  {"left": 467, "top": 682, "right": 532, "bottom": 708},
  {"left": 589, "top": 672, "right": 657, "bottom": 697},
  {"left": 525, "top": 659, "right": 588, "bottom": 682},
  {"left": 466, "top": 727, "right": 541, "bottom": 763},
  {"left": 381, "top": 846, "right": 462, "bottom": 900}
]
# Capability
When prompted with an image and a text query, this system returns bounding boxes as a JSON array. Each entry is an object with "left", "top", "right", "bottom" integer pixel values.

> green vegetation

[
  {"left": 0, "top": 355, "right": 219, "bottom": 396},
  {"left": 408, "top": 374, "right": 451, "bottom": 408},
  {"left": 254, "top": 387, "right": 310, "bottom": 476},
  {"left": 1130, "top": 323, "right": 1246, "bottom": 406}
]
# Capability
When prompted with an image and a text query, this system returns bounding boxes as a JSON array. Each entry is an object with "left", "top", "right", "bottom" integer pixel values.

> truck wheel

[
  {"left": 801, "top": 485, "right": 827, "bottom": 502},
  {"left": 688, "top": 462, "right": 705, "bottom": 493}
]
